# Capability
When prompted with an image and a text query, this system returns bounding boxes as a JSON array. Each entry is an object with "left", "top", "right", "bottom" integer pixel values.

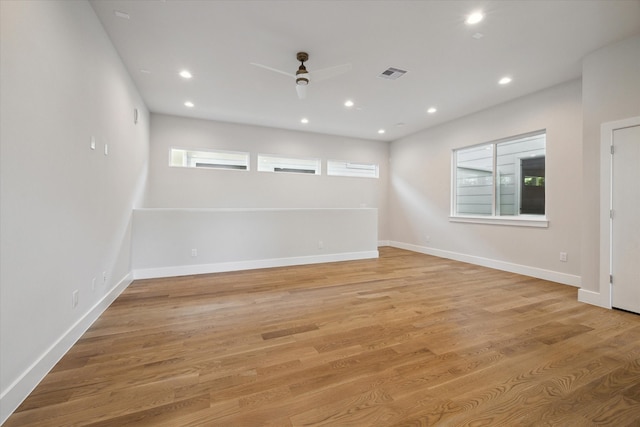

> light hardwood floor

[{"left": 6, "top": 247, "right": 640, "bottom": 426}]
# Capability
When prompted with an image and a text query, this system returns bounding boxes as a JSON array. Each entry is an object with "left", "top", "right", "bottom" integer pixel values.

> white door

[{"left": 611, "top": 125, "right": 640, "bottom": 313}]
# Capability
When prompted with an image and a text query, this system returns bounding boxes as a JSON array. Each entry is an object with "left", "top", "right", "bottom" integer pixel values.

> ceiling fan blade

[
  {"left": 250, "top": 62, "right": 295, "bottom": 78},
  {"left": 296, "top": 84, "right": 307, "bottom": 100},
  {"left": 310, "top": 63, "right": 352, "bottom": 82}
]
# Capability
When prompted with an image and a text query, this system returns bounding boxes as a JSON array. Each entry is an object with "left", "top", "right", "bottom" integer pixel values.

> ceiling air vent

[{"left": 378, "top": 67, "right": 407, "bottom": 80}]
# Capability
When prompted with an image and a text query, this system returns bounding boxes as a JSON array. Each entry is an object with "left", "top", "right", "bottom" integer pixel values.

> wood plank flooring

[{"left": 6, "top": 247, "right": 640, "bottom": 426}]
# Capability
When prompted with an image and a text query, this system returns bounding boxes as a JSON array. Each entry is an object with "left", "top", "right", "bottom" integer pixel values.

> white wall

[
  {"left": 145, "top": 114, "right": 390, "bottom": 240},
  {"left": 0, "top": 1, "right": 149, "bottom": 422},
  {"left": 132, "top": 208, "right": 378, "bottom": 279},
  {"left": 580, "top": 35, "right": 640, "bottom": 302},
  {"left": 389, "top": 80, "right": 582, "bottom": 285}
]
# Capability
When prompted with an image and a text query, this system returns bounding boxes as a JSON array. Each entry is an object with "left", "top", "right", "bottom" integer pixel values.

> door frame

[{"left": 598, "top": 116, "right": 640, "bottom": 309}]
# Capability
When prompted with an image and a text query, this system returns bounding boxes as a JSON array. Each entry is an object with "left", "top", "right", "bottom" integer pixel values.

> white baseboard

[
  {"left": 577, "top": 288, "right": 611, "bottom": 309},
  {"left": 378, "top": 240, "right": 390, "bottom": 247},
  {"left": 388, "top": 241, "right": 581, "bottom": 287},
  {"left": 133, "top": 250, "right": 379, "bottom": 280},
  {"left": 0, "top": 273, "right": 133, "bottom": 425}
]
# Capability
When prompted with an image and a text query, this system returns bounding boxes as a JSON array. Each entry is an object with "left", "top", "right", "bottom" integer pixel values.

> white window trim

[{"left": 449, "top": 215, "right": 548, "bottom": 228}]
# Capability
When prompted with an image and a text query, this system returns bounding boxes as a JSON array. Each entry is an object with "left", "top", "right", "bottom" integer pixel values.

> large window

[{"left": 452, "top": 131, "right": 546, "bottom": 224}]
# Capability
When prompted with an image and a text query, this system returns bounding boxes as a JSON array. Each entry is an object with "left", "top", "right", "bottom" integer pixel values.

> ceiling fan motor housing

[{"left": 296, "top": 52, "right": 309, "bottom": 85}]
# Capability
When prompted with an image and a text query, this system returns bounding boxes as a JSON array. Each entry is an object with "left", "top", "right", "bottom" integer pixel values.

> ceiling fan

[{"left": 251, "top": 52, "right": 351, "bottom": 99}]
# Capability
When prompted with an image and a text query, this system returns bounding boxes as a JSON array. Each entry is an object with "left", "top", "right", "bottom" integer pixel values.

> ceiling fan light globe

[{"left": 296, "top": 84, "right": 307, "bottom": 99}]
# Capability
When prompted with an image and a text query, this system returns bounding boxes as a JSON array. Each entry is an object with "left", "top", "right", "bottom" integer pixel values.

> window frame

[
  {"left": 257, "top": 153, "right": 322, "bottom": 175},
  {"left": 450, "top": 130, "right": 548, "bottom": 228},
  {"left": 169, "top": 147, "right": 250, "bottom": 171},
  {"left": 327, "top": 159, "right": 379, "bottom": 178}
]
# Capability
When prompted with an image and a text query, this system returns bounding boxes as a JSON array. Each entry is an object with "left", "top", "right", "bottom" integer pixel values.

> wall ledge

[
  {"left": 135, "top": 207, "right": 377, "bottom": 213},
  {"left": 133, "top": 250, "right": 379, "bottom": 280}
]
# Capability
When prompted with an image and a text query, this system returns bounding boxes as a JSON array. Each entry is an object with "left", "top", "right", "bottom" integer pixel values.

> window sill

[{"left": 449, "top": 215, "right": 548, "bottom": 228}]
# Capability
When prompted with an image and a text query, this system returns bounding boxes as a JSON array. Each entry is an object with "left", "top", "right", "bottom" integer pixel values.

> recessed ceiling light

[
  {"left": 427, "top": 107, "right": 437, "bottom": 114},
  {"left": 300, "top": 118, "right": 309, "bottom": 124},
  {"left": 378, "top": 129, "right": 386, "bottom": 134},
  {"left": 184, "top": 101, "right": 194, "bottom": 108},
  {"left": 344, "top": 100, "right": 354, "bottom": 108},
  {"left": 499, "top": 76, "right": 512, "bottom": 85},
  {"left": 179, "top": 70, "right": 192, "bottom": 79},
  {"left": 466, "top": 11, "right": 484, "bottom": 25}
]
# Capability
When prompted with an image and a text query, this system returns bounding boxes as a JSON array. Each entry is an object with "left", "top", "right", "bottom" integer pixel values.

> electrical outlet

[
  {"left": 425, "top": 235, "right": 431, "bottom": 243},
  {"left": 191, "top": 248, "right": 198, "bottom": 257},
  {"left": 560, "top": 252, "right": 568, "bottom": 262},
  {"left": 72, "top": 290, "right": 79, "bottom": 308},
  {"left": 318, "top": 240, "right": 324, "bottom": 249}
]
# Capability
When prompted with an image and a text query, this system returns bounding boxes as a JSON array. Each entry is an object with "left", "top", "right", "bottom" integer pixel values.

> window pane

[
  {"left": 170, "top": 148, "right": 249, "bottom": 170},
  {"left": 496, "top": 133, "right": 545, "bottom": 215},
  {"left": 257, "top": 154, "right": 321, "bottom": 175},
  {"left": 455, "top": 144, "right": 493, "bottom": 215},
  {"left": 327, "top": 160, "right": 379, "bottom": 178},
  {"left": 520, "top": 156, "right": 545, "bottom": 214}
]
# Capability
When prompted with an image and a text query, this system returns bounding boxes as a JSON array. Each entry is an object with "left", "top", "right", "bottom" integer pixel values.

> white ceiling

[{"left": 90, "top": 0, "right": 640, "bottom": 142}]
